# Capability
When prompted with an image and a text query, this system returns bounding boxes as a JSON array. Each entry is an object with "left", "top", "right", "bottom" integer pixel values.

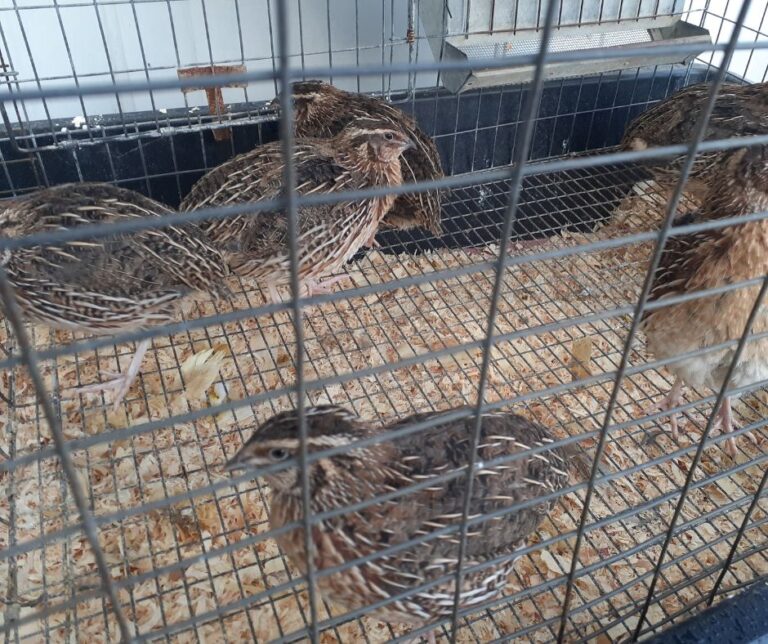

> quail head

[
  {"left": 226, "top": 405, "right": 579, "bottom": 640},
  {"left": 641, "top": 145, "right": 768, "bottom": 456},
  {"left": 271, "top": 79, "right": 444, "bottom": 238},
  {"left": 180, "top": 118, "right": 413, "bottom": 302},
  {"left": 0, "top": 182, "right": 229, "bottom": 409}
]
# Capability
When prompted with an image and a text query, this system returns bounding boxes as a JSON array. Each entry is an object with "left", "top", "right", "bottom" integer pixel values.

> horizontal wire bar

[
  {"left": 5, "top": 264, "right": 768, "bottom": 476},
  {"left": 143, "top": 474, "right": 768, "bottom": 644},
  {"left": 1, "top": 39, "right": 767, "bottom": 104},
  {"left": 3, "top": 187, "right": 768, "bottom": 375},
  {"left": 3, "top": 389, "right": 766, "bottom": 582},
  {"left": 590, "top": 533, "right": 768, "bottom": 642},
  {"left": 6, "top": 434, "right": 765, "bottom": 635},
  {"left": 3, "top": 21, "right": 768, "bottom": 642},
  {"left": 5, "top": 133, "right": 768, "bottom": 255}
]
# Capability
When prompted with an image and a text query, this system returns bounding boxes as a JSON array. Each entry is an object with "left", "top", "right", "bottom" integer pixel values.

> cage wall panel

[{"left": 1, "top": 1, "right": 768, "bottom": 643}]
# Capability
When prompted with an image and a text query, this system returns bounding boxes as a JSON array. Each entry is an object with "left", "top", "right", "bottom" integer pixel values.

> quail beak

[
  {"left": 403, "top": 137, "right": 416, "bottom": 151},
  {"left": 223, "top": 450, "right": 252, "bottom": 473}
]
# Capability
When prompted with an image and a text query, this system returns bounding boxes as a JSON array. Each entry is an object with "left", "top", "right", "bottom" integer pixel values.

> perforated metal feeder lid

[{"left": 419, "top": 0, "right": 712, "bottom": 92}]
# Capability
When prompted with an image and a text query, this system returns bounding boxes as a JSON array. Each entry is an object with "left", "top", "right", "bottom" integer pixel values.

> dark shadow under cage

[{"left": 1, "top": 0, "right": 768, "bottom": 643}]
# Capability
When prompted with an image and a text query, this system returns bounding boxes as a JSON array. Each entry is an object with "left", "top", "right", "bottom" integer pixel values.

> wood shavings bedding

[{"left": 1, "top": 184, "right": 767, "bottom": 642}]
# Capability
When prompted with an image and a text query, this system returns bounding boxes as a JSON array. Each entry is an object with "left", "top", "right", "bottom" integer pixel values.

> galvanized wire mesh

[{"left": 1, "top": 0, "right": 768, "bottom": 642}]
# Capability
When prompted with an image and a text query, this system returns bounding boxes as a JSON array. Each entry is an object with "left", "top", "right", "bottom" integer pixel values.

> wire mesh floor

[{"left": 2, "top": 160, "right": 768, "bottom": 642}]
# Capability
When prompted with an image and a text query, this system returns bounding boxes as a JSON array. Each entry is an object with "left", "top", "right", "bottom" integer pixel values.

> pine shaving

[{"left": 175, "top": 344, "right": 230, "bottom": 402}]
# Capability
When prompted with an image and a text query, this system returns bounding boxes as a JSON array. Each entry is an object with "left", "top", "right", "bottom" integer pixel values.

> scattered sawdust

[{"left": 1, "top": 180, "right": 766, "bottom": 642}]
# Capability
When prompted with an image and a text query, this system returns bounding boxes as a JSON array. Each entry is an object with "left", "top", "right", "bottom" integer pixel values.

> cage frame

[{"left": 1, "top": 0, "right": 768, "bottom": 642}]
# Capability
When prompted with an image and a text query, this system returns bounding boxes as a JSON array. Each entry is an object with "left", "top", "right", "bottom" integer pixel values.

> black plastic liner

[
  {"left": 0, "top": 65, "right": 716, "bottom": 257},
  {"left": 643, "top": 581, "right": 768, "bottom": 644}
]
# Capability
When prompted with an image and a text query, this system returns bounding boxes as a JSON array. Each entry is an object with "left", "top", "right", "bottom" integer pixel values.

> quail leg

[
  {"left": 303, "top": 274, "right": 353, "bottom": 296},
  {"left": 365, "top": 231, "right": 380, "bottom": 248},
  {"left": 74, "top": 338, "right": 151, "bottom": 410},
  {"left": 717, "top": 397, "right": 739, "bottom": 457},
  {"left": 643, "top": 378, "right": 685, "bottom": 438},
  {"left": 405, "top": 630, "right": 436, "bottom": 644},
  {"left": 466, "top": 238, "right": 549, "bottom": 257},
  {"left": 266, "top": 283, "right": 282, "bottom": 303},
  {"left": 714, "top": 397, "right": 757, "bottom": 457}
]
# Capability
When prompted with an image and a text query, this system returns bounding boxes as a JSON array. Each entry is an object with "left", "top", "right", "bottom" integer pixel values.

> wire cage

[{"left": 1, "top": 0, "right": 768, "bottom": 642}]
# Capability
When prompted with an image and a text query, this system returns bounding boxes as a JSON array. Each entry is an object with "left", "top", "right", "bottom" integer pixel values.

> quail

[
  {"left": 180, "top": 118, "right": 413, "bottom": 301},
  {"left": 621, "top": 81, "right": 768, "bottom": 203},
  {"left": 0, "top": 182, "right": 229, "bottom": 409},
  {"left": 226, "top": 405, "right": 580, "bottom": 641},
  {"left": 641, "top": 146, "right": 768, "bottom": 456},
  {"left": 271, "top": 80, "right": 444, "bottom": 239}
]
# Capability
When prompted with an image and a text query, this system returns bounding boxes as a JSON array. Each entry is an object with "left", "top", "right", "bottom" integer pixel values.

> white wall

[
  {"left": 0, "top": 0, "right": 418, "bottom": 123},
  {"left": 692, "top": 0, "right": 768, "bottom": 81},
  {"left": 0, "top": 0, "right": 766, "bottom": 126}
]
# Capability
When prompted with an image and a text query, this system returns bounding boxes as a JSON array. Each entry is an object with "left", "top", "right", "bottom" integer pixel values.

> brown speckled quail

[
  {"left": 271, "top": 80, "right": 444, "bottom": 238},
  {"left": 226, "top": 405, "right": 580, "bottom": 641},
  {"left": 0, "top": 182, "right": 229, "bottom": 409},
  {"left": 641, "top": 146, "right": 768, "bottom": 456},
  {"left": 622, "top": 81, "right": 768, "bottom": 203},
  {"left": 180, "top": 118, "right": 412, "bottom": 301}
]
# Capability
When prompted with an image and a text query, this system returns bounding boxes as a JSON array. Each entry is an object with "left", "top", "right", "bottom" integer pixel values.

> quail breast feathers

[
  {"left": 180, "top": 118, "right": 413, "bottom": 299},
  {"left": 272, "top": 79, "right": 444, "bottom": 237},
  {"left": 641, "top": 146, "right": 768, "bottom": 455}
]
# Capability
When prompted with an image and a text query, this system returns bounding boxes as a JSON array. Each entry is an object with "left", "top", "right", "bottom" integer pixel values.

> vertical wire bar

[
  {"left": 447, "top": 0, "right": 559, "bottom": 640},
  {"left": 9, "top": 2, "right": 56, "bottom": 137},
  {"left": 635, "top": 275, "right": 768, "bottom": 639},
  {"left": 2, "top": 332, "right": 20, "bottom": 644},
  {"left": 354, "top": 0, "right": 361, "bottom": 92},
  {"left": 264, "top": 0, "right": 279, "bottom": 97},
  {"left": 407, "top": 0, "right": 416, "bottom": 96},
  {"left": 555, "top": 0, "right": 754, "bottom": 640},
  {"left": 91, "top": 0, "right": 129, "bottom": 140},
  {"left": 633, "top": 3, "right": 759, "bottom": 637},
  {"left": 0, "top": 13, "right": 39, "bottom": 161},
  {"left": 380, "top": 0, "right": 386, "bottom": 96},
  {"left": 741, "top": 1, "right": 768, "bottom": 80},
  {"left": 464, "top": 0, "right": 472, "bottom": 36},
  {"left": 389, "top": 0, "right": 397, "bottom": 96},
  {"left": 51, "top": 1, "right": 94, "bottom": 144},
  {"left": 273, "top": 0, "right": 319, "bottom": 641},
  {"left": 296, "top": 0, "right": 307, "bottom": 77},
  {"left": 325, "top": 0, "right": 333, "bottom": 85},
  {"left": 706, "top": 465, "right": 768, "bottom": 605},
  {"left": 232, "top": 0, "right": 250, "bottom": 105},
  {"left": 0, "top": 265, "right": 133, "bottom": 642}
]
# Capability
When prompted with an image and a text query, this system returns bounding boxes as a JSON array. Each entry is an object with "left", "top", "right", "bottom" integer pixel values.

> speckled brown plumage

[
  {"left": 621, "top": 81, "right": 768, "bottom": 201},
  {"left": 0, "top": 182, "right": 229, "bottom": 408},
  {"left": 226, "top": 405, "right": 577, "bottom": 638},
  {"left": 641, "top": 146, "right": 768, "bottom": 456},
  {"left": 180, "top": 119, "right": 412, "bottom": 300},
  {"left": 272, "top": 80, "right": 444, "bottom": 237}
]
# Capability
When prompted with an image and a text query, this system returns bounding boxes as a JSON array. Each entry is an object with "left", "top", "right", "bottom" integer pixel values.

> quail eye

[
  {"left": 269, "top": 448, "right": 289, "bottom": 461},
  {"left": 384, "top": 132, "right": 394, "bottom": 141}
]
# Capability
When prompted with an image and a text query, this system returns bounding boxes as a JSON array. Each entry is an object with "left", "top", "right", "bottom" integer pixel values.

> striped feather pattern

[
  {"left": 180, "top": 123, "right": 408, "bottom": 287},
  {"left": 228, "top": 406, "right": 574, "bottom": 630},
  {"left": 1, "top": 182, "right": 228, "bottom": 334},
  {"left": 642, "top": 147, "right": 768, "bottom": 393},
  {"left": 278, "top": 80, "right": 443, "bottom": 236},
  {"left": 621, "top": 81, "right": 768, "bottom": 199}
]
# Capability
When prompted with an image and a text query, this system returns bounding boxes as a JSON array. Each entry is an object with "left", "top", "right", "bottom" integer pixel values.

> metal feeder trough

[{"left": 420, "top": 0, "right": 712, "bottom": 92}]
